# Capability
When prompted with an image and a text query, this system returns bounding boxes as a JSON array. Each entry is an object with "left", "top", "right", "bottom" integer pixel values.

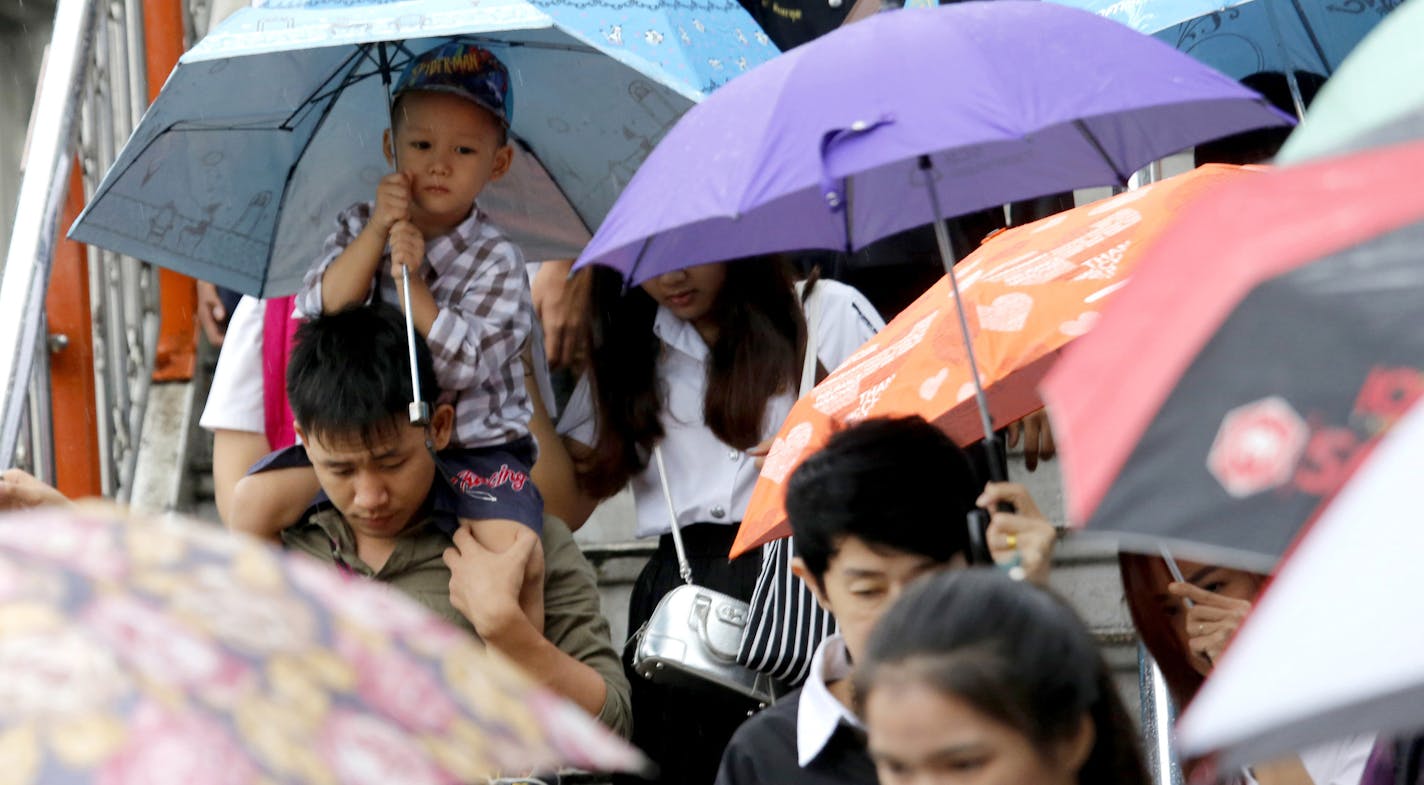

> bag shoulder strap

[
  {"left": 653, "top": 446, "right": 694, "bottom": 586},
  {"left": 800, "top": 284, "right": 822, "bottom": 398},
  {"left": 657, "top": 281, "right": 822, "bottom": 587}
]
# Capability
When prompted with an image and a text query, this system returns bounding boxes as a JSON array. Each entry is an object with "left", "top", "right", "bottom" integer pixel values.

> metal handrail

[
  {"left": 0, "top": 0, "right": 100, "bottom": 473},
  {"left": 79, "top": 0, "right": 159, "bottom": 499},
  {"left": 3, "top": 0, "right": 162, "bottom": 501}
]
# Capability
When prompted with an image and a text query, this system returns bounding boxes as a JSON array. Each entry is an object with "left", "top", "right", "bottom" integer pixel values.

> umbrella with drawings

[
  {"left": 0, "top": 505, "right": 646, "bottom": 784},
  {"left": 68, "top": 0, "right": 777, "bottom": 298},
  {"left": 1276, "top": 0, "right": 1424, "bottom": 162},
  {"left": 733, "top": 164, "right": 1258, "bottom": 557},
  {"left": 1042, "top": 138, "right": 1424, "bottom": 573},
  {"left": 1050, "top": 0, "right": 1400, "bottom": 86}
]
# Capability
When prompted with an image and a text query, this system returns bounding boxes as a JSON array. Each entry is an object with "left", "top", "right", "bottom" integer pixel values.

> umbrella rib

[
  {"left": 1287, "top": 0, "right": 1334, "bottom": 73},
  {"left": 285, "top": 42, "right": 420, "bottom": 130},
  {"left": 259, "top": 48, "right": 375, "bottom": 295},
  {"left": 451, "top": 35, "right": 602, "bottom": 56},
  {"left": 1072, "top": 119, "right": 1129, "bottom": 187},
  {"left": 624, "top": 236, "right": 654, "bottom": 288},
  {"left": 286, "top": 37, "right": 601, "bottom": 131},
  {"left": 513, "top": 138, "right": 596, "bottom": 235},
  {"left": 280, "top": 49, "right": 390, "bottom": 131}
]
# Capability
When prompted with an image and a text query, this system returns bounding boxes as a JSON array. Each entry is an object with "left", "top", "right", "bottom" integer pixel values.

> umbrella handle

[{"left": 400, "top": 263, "right": 430, "bottom": 425}]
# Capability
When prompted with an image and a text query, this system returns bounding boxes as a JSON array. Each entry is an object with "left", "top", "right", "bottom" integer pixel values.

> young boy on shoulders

[
  {"left": 230, "top": 41, "right": 545, "bottom": 631},
  {"left": 715, "top": 417, "right": 1057, "bottom": 785}
]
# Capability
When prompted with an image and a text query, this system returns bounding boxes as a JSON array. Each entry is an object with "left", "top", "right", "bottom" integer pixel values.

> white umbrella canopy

[{"left": 1177, "top": 396, "right": 1424, "bottom": 769}]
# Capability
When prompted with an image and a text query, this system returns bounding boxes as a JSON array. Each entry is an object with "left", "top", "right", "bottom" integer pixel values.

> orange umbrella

[{"left": 732, "top": 163, "right": 1257, "bottom": 558}]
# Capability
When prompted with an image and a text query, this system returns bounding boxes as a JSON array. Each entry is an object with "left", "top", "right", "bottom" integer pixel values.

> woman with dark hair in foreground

[{"left": 855, "top": 569, "right": 1150, "bottom": 785}]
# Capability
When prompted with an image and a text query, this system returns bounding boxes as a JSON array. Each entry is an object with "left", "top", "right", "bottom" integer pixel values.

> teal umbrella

[
  {"left": 1048, "top": 0, "right": 1400, "bottom": 85},
  {"left": 1276, "top": 0, "right": 1424, "bottom": 163}
]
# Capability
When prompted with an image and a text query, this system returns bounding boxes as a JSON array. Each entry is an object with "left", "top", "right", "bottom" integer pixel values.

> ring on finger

[{"left": 1005, "top": 534, "right": 1018, "bottom": 550}]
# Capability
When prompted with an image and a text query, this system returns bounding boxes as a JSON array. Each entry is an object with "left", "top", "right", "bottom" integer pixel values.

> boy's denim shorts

[{"left": 434, "top": 437, "right": 544, "bottom": 535}]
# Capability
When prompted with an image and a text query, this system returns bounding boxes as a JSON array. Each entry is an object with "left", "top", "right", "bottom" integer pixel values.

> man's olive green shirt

[{"left": 283, "top": 508, "right": 632, "bottom": 737}]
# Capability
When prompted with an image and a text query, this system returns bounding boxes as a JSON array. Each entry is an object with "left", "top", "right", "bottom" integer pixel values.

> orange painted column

[
  {"left": 145, "top": 0, "right": 198, "bottom": 382},
  {"left": 46, "top": 164, "right": 104, "bottom": 498}
]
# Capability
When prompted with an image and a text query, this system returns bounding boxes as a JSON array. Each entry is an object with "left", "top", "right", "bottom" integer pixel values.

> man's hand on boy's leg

[
  {"left": 372, "top": 172, "right": 413, "bottom": 234},
  {"left": 444, "top": 522, "right": 542, "bottom": 640}
]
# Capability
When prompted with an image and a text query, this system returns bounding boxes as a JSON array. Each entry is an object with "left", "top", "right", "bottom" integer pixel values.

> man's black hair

[
  {"left": 786, "top": 416, "right": 982, "bottom": 582},
  {"left": 286, "top": 303, "right": 438, "bottom": 448}
]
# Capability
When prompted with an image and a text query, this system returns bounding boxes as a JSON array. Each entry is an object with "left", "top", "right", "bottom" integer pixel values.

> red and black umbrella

[{"left": 1042, "top": 139, "right": 1424, "bottom": 572}]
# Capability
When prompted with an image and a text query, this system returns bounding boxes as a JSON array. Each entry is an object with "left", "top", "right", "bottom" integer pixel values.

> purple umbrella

[
  {"left": 573, "top": 0, "right": 1291, "bottom": 286},
  {"left": 575, "top": 0, "right": 1290, "bottom": 475}
]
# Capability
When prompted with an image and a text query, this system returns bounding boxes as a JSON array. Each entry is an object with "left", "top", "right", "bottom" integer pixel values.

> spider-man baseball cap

[{"left": 393, "top": 41, "right": 512, "bottom": 126}]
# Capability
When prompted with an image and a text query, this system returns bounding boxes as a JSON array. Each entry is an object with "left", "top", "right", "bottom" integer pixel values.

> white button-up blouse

[{"left": 558, "top": 280, "right": 883, "bottom": 539}]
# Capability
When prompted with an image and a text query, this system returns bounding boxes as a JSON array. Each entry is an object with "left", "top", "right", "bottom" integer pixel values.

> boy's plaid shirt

[{"left": 295, "top": 201, "right": 533, "bottom": 449}]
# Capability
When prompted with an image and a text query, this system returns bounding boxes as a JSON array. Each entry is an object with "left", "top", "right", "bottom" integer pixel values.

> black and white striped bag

[
  {"left": 737, "top": 536, "right": 838, "bottom": 686},
  {"left": 736, "top": 281, "right": 839, "bottom": 688}
]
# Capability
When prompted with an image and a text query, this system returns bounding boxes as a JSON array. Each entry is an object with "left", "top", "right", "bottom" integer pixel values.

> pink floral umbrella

[{"left": 0, "top": 505, "right": 645, "bottom": 784}]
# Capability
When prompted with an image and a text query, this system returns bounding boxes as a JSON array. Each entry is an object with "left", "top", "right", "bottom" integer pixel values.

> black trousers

[{"left": 615, "top": 523, "right": 764, "bottom": 785}]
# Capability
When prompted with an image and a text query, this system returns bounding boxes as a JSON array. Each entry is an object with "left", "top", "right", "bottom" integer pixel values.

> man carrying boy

[
  {"left": 264, "top": 303, "right": 630, "bottom": 735},
  {"left": 232, "top": 41, "right": 546, "bottom": 631},
  {"left": 715, "top": 417, "right": 1056, "bottom": 784}
]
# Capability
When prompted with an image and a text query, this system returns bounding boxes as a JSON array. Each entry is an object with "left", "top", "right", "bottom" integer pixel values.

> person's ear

[
  {"left": 1057, "top": 714, "right": 1096, "bottom": 777},
  {"left": 383, "top": 127, "right": 396, "bottom": 168},
  {"left": 293, "top": 422, "right": 307, "bottom": 446},
  {"left": 490, "top": 140, "right": 513, "bottom": 182},
  {"left": 791, "top": 556, "right": 833, "bottom": 613},
  {"left": 429, "top": 404, "right": 455, "bottom": 450}
]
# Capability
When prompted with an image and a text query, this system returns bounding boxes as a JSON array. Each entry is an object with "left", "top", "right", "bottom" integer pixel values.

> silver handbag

[{"left": 630, "top": 447, "right": 778, "bottom": 705}]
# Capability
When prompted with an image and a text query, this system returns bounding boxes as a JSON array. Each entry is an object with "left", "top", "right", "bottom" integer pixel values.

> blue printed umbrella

[
  {"left": 1051, "top": 0, "right": 1401, "bottom": 83},
  {"left": 69, "top": 0, "right": 776, "bottom": 297}
]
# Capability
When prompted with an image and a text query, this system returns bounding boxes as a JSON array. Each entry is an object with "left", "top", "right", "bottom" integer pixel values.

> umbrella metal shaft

[
  {"left": 401, "top": 264, "right": 430, "bottom": 425},
  {"left": 382, "top": 43, "right": 428, "bottom": 426},
  {"left": 918, "top": 156, "right": 1003, "bottom": 481}
]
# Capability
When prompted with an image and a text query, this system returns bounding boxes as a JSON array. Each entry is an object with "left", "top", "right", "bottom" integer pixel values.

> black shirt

[
  {"left": 743, "top": 0, "right": 853, "bottom": 51},
  {"left": 715, "top": 687, "right": 879, "bottom": 785}
]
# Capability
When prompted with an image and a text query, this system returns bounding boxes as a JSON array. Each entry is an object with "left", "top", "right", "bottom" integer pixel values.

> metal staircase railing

[{"left": 2, "top": 0, "right": 164, "bottom": 500}]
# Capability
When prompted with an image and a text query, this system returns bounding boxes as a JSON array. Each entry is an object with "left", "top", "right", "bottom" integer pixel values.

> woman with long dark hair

[
  {"left": 1120, "top": 554, "right": 1379, "bottom": 785},
  {"left": 854, "top": 569, "right": 1151, "bottom": 785},
  {"left": 550, "top": 257, "right": 883, "bottom": 785}
]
